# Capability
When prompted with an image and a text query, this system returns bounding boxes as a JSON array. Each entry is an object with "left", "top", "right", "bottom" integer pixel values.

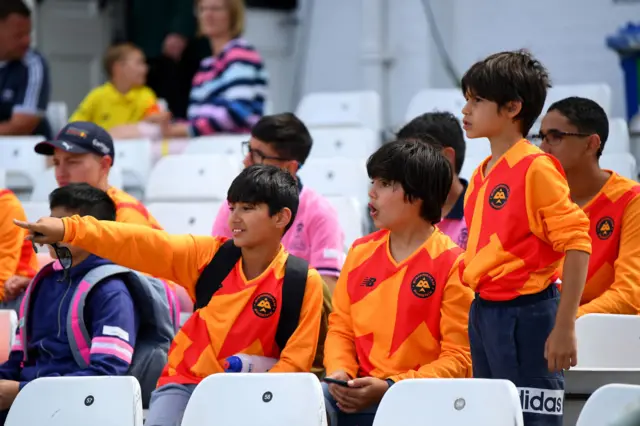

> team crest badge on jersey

[
  {"left": 410, "top": 273, "right": 436, "bottom": 298},
  {"left": 596, "top": 216, "right": 614, "bottom": 240},
  {"left": 488, "top": 184, "right": 510, "bottom": 210},
  {"left": 253, "top": 293, "right": 277, "bottom": 318}
]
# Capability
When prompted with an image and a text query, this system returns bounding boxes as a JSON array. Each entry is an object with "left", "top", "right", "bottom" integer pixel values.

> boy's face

[
  {"left": 227, "top": 202, "right": 290, "bottom": 248},
  {"left": 461, "top": 94, "right": 519, "bottom": 139},
  {"left": 53, "top": 149, "right": 111, "bottom": 188},
  {"left": 539, "top": 109, "right": 598, "bottom": 174},
  {"left": 368, "top": 178, "right": 421, "bottom": 230},
  {"left": 48, "top": 207, "right": 89, "bottom": 263},
  {"left": 117, "top": 50, "right": 148, "bottom": 87}
]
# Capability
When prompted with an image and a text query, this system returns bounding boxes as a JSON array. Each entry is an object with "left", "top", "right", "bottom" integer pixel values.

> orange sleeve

[
  {"left": 324, "top": 248, "right": 360, "bottom": 378},
  {"left": 115, "top": 205, "right": 154, "bottom": 227},
  {"left": 389, "top": 255, "right": 473, "bottom": 381},
  {"left": 578, "top": 195, "right": 640, "bottom": 317},
  {"left": 0, "top": 193, "right": 27, "bottom": 296},
  {"left": 62, "top": 215, "right": 222, "bottom": 299},
  {"left": 270, "top": 268, "right": 324, "bottom": 373},
  {"left": 526, "top": 156, "right": 591, "bottom": 254}
]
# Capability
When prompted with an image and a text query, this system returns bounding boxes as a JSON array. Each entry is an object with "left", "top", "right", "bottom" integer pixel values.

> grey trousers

[{"left": 144, "top": 383, "right": 198, "bottom": 426}]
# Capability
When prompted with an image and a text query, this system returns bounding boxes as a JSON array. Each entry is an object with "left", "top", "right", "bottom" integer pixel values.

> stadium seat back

[
  {"left": 183, "top": 134, "right": 247, "bottom": 157},
  {"left": 577, "top": 384, "right": 640, "bottom": 426},
  {"left": 296, "top": 91, "right": 381, "bottom": 133},
  {"left": 0, "top": 136, "right": 47, "bottom": 192},
  {"left": 147, "top": 202, "right": 221, "bottom": 235},
  {"left": 113, "top": 139, "right": 153, "bottom": 192},
  {"left": 309, "top": 127, "right": 379, "bottom": 159},
  {"left": 298, "top": 158, "right": 368, "bottom": 204},
  {"left": 576, "top": 314, "right": 640, "bottom": 368},
  {"left": 600, "top": 153, "right": 637, "bottom": 180},
  {"left": 325, "top": 196, "right": 365, "bottom": 249}
]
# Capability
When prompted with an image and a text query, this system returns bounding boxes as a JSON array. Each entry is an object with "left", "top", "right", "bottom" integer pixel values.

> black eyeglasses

[
  {"left": 241, "top": 141, "right": 291, "bottom": 164},
  {"left": 531, "top": 129, "right": 592, "bottom": 146},
  {"left": 32, "top": 233, "right": 72, "bottom": 282}
]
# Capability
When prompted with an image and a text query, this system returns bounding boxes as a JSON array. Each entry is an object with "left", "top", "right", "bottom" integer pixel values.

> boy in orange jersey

[
  {"left": 460, "top": 51, "right": 592, "bottom": 426},
  {"left": 538, "top": 97, "right": 640, "bottom": 316},
  {"left": 323, "top": 140, "right": 473, "bottom": 426},
  {"left": 14, "top": 164, "right": 324, "bottom": 426},
  {"left": 0, "top": 189, "right": 37, "bottom": 309}
]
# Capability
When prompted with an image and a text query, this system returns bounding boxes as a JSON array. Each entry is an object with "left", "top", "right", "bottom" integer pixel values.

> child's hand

[
  {"left": 145, "top": 111, "right": 172, "bottom": 124},
  {"left": 544, "top": 324, "right": 578, "bottom": 372},
  {"left": 13, "top": 217, "right": 65, "bottom": 245}
]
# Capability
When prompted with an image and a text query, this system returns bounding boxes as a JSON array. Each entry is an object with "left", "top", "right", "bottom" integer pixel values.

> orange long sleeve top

[
  {"left": 324, "top": 229, "right": 473, "bottom": 382},
  {"left": 60, "top": 215, "right": 324, "bottom": 386},
  {"left": 568, "top": 171, "right": 640, "bottom": 317},
  {"left": 461, "top": 140, "right": 592, "bottom": 301},
  {"left": 0, "top": 189, "right": 37, "bottom": 300}
]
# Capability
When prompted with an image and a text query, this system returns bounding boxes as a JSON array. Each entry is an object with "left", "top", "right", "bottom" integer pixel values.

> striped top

[{"left": 187, "top": 38, "right": 268, "bottom": 137}]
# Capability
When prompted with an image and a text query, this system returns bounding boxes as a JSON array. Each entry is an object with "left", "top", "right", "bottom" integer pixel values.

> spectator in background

[
  {"left": 0, "top": 188, "right": 37, "bottom": 311},
  {"left": 212, "top": 113, "right": 345, "bottom": 293},
  {"left": 70, "top": 43, "right": 169, "bottom": 135},
  {"left": 126, "top": 0, "right": 197, "bottom": 119},
  {"left": 397, "top": 112, "right": 468, "bottom": 248},
  {"left": 161, "top": 0, "right": 268, "bottom": 138},
  {"left": 0, "top": 0, "right": 51, "bottom": 138}
]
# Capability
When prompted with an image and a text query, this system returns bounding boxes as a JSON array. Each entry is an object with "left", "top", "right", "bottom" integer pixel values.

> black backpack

[{"left": 194, "top": 240, "right": 309, "bottom": 351}]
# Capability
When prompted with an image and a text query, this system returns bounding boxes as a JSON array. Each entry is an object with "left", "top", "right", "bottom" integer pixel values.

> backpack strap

[
  {"left": 67, "top": 264, "right": 134, "bottom": 368},
  {"left": 194, "top": 240, "right": 241, "bottom": 310},
  {"left": 275, "top": 255, "right": 309, "bottom": 351}
]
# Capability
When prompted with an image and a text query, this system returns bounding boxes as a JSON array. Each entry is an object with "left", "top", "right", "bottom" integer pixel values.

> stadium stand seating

[{"left": 577, "top": 384, "right": 640, "bottom": 426}]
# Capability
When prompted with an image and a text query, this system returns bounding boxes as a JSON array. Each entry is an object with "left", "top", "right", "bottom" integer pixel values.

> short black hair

[
  {"left": 461, "top": 50, "right": 550, "bottom": 137},
  {"left": 49, "top": 183, "right": 116, "bottom": 221},
  {"left": 0, "top": 0, "right": 30, "bottom": 20},
  {"left": 397, "top": 112, "right": 466, "bottom": 174},
  {"left": 250, "top": 113, "right": 312, "bottom": 165},
  {"left": 547, "top": 96, "right": 609, "bottom": 159},
  {"left": 227, "top": 164, "right": 299, "bottom": 233},
  {"left": 367, "top": 139, "right": 452, "bottom": 224}
]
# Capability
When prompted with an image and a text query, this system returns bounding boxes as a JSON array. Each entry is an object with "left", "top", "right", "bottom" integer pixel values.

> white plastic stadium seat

[
  {"left": 325, "top": 196, "right": 365, "bottom": 250},
  {"left": 0, "top": 168, "right": 5, "bottom": 189},
  {"left": 0, "top": 136, "right": 48, "bottom": 191},
  {"left": 46, "top": 102, "right": 69, "bottom": 135},
  {"left": 575, "top": 314, "right": 640, "bottom": 368},
  {"left": 0, "top": 310, "right": 18, "bottom": 363},
  {"left": 145, "top": 154, "right": 241, "bottom": 202},
  {"left": 309, "top": 127, "right": 378, "bottom": 159},
  {"left": 600, "top": 153, "right": 637, "bottom": 180},
  {"left": 459, "top": 155, "right": 486, "bottom": 181},
  {"left": 373, "top": 379, "right": 524, "bottom": 426},
  {"left": 30, "top": 167, "right": 124, "bottom": 202},
  {"left": 21, "top": 201, "right": 50, "bottom": 222},
  {"left": 577, "top": 384, "right": 640, "bottom": 426},
  {"left": 544, "top": 84, "right": 612, "bottom": 116},
  {"left": 181, "top": 373, "right": 327, "bottom": 426},
  {"left": 113, "top": 139, "right": 153, "bottom": 191},
  {"left": 147, "top": 202, "right": 221, "bottom": 235},
  {"left": 296, "top": 91, "right": 382, "bottom": 133},
  {"left": 606, "top": 118, "right": 630, "bottom": 155},
  {"left": 183, "top": 134, "right": 248, "bottom": 157},
  {"left": 6, "top": 376, "right": 143, "bottom": 426},
  {"left": 405, "top": 88, "right": 466, "bottom": 121},
  {"left": 298, "top": 158, "right": 369, "bottom": 203}
]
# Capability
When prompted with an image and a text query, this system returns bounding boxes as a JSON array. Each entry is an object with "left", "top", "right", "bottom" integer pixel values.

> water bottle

[{"left": 223, "top": 354, "right": 278, "bottom": 373}]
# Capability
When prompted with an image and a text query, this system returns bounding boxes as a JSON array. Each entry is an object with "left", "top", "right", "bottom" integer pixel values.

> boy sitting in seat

[
  {"left": 15, "top": 165, "right": 324, "bottom": 426},
  {"left": 0, "top": 184, "right": 140, "bottom": 424},
  {"left": 323, "top": 140, "right": 473, "bottom": 426}
]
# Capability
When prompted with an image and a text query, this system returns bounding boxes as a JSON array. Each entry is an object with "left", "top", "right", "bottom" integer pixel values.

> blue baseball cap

[{"left": 34, "top": 121, "right": 115, "bottom": 163}]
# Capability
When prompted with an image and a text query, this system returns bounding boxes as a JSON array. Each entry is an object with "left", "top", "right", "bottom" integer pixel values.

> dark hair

[
  {"left": 49, "top": 183, "right": 117, "bottom": 221},
  {"left": 227, "top": 164, "right": 299, "bottom": 233},
  {"left": 367, "top": 139, "right": 452, "bottom": 224},
  {"left": 397, "top": 112, "right": 466, "bottom": 174},
  {"left": 461, "top": 50, "right": 551, "bottom": 136},
  {"left": 547, "top": 96, "right": 609, "bottom": 159},
  {"left": 250, "top": 113, "right": 312, "bottom": 165},
  {"left": 0, "top": 0, "right": 30, "bottom": 20}
]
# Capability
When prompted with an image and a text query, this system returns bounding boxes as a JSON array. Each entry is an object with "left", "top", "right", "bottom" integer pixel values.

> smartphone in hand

[{"left": 323, "top": 377, "right": 350, "bottom": 387}]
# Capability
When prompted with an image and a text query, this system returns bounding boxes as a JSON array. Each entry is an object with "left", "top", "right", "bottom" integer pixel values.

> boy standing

[
  {"left": 397, "top": 112, "right": 469, "bottom": 248},
  {"left": 538, "top": 97, "right": 640, "bottom": 316},
  {"left": 460, "top": 51, "right": 591, "bottom": 425},
  {"left": 15, "top": 165, "right": 324, "bottom": 426},
  {"left": 323, "top": 140, "right": 473, "bottom": 426}
]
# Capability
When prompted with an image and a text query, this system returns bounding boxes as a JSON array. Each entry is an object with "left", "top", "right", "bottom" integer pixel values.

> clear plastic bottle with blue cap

[{"left": 223, "top": 354, "right": 278, "bottom": 373}]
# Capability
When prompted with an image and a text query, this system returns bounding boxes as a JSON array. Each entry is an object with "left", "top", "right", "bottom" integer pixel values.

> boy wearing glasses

[
  {"left": 0, "top": 184, "right": 139, "bottom": 423},
  {"left": 460, "top": 50, "right": 591, "bottom": 426},
  {"left": 212, "top": 113, "right": 345, "bottom": 293},
  {"left": 538, "top": 96, "right": 640, "bottom": 316}
]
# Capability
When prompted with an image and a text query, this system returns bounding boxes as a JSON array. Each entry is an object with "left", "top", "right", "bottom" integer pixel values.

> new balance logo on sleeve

[{"left": 519, "top": 387, "right": 563, "bottom": 416}]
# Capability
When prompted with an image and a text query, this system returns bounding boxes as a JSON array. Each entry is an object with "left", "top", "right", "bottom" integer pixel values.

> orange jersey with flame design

[
  {"left": 462, "top": 140, "right": 591, "bottom": 301},
  {"left": 324, "top": 229, "right": 472, "bottom": 382},
  {"left": 60, "top": 216, "right": 324, "bottom": 386}
]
